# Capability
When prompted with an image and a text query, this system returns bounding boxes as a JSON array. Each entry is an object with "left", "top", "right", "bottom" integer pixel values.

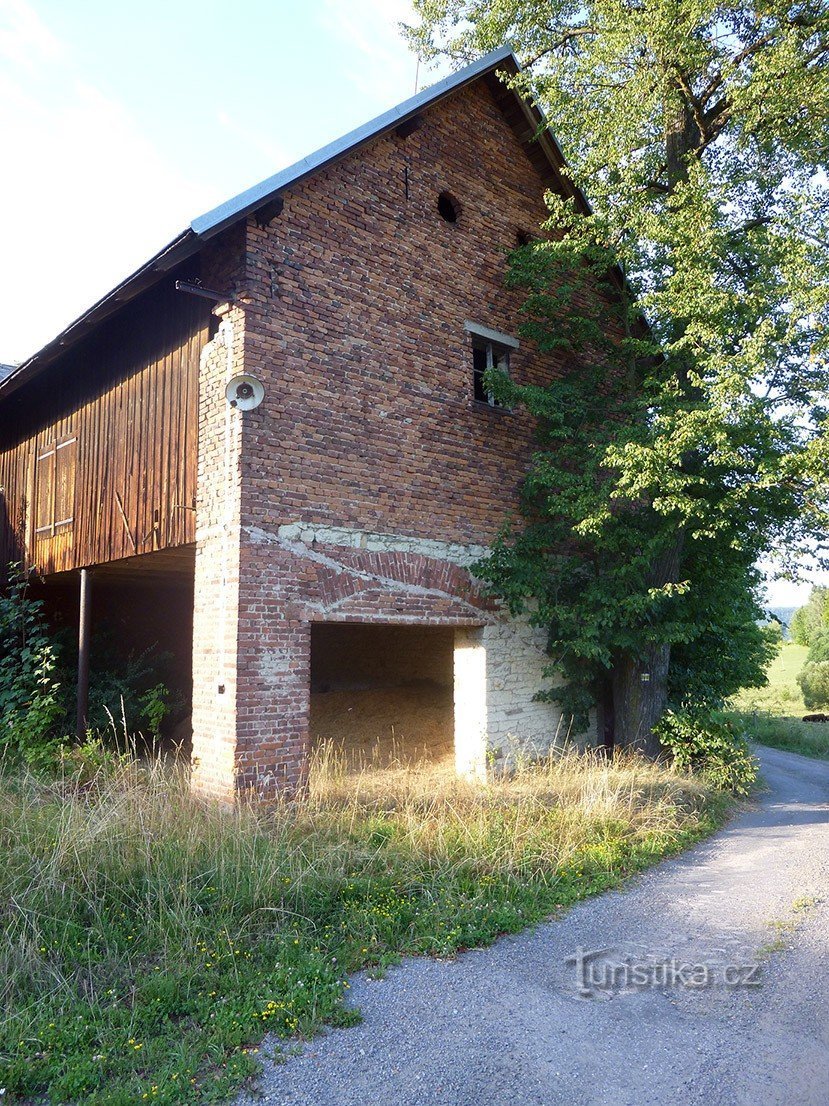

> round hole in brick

[{"left": 437, "top": 192, "right": 460, "bottom": 223}]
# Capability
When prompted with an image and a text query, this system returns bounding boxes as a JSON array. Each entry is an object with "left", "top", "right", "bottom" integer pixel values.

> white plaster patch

[
  {"left": 243, "top": 524, "right": 493, "bottom": 621},
  {"left": 257, "top": 648, "right": 295, "bottom": 683},
  {"left": 273, "top": 522, "right": 489, "bottom": 568}
]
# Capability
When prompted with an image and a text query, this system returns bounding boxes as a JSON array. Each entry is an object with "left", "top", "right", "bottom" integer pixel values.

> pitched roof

[{"left": 0, "top": 45, "right": 579, "bottom": 401}]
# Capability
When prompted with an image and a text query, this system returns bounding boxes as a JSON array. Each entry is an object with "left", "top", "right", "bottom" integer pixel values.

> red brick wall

[
  {"left": 193, "top": 78, "right": 601, "bottom": 797},
  {"left": 240, "top": 80, "right": 561, "bottom": 544}
]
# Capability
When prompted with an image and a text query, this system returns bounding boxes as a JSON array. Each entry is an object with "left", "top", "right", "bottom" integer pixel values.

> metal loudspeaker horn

[{"left": 225, "top": 374, "right": 265, "bottom": 411}]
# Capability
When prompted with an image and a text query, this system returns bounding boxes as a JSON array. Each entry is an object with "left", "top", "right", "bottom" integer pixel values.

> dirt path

[{"left": 239, "top": 746, "right": 829, "bottom": 1106}]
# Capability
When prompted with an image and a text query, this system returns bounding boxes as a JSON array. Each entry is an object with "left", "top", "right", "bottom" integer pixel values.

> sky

[
  {"left": 0, "top": 0, "right": 423, "bottom": 361},
  {"left": 0, "top": 0, "right": 823, "bottom": 608}
]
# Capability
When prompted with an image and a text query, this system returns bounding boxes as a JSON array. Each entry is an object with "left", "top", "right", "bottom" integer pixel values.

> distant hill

[{"left": 768, "top": 606, "right": 798, "bottom": 638}]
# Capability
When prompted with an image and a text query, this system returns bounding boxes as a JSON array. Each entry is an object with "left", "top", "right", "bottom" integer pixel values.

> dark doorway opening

[
  {"left": 33, "top": 546, "right": 195, "bottom": 758},
  {"left": 310, "top": 623, "right": 454, "bottom": 766}
]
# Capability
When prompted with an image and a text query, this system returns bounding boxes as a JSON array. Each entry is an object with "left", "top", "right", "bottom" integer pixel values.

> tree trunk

[
  {"left": 608, "top": 87, "right": 698, "bottom": 759},
  {"left": 610, "top": 530, "right": 686, "bottom": 757},
  {"left": 596, "top": 675, "right": 616, "bottom": 757},
  {"left": 611, "top": 644, "right": 670, "bottom": 758}
]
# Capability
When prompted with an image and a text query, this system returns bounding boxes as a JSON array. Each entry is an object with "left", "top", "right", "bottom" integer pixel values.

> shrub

[
  {"left": 789, "top": 587, "right": 829, "bottom": 648},
  {"left": 656, "top": 709, "right": 758, "bottom": 796},
  {"left": 0, "top": 564, "right": 180, "bottom": 769},
  {"left": 790, "top": 605, "right": 811, "bottom": 646},
  {"left": 797, "top": 661, "right": 829, "bottom": 711},
  {"left": 806, "top": 628, "right": 829, "bottom": 663},
  {"left": 0, "top": 565, "right": 67, "bottom": 767},
  {"left": 56, "top": 637, "right": 179, "bottom": 742}
]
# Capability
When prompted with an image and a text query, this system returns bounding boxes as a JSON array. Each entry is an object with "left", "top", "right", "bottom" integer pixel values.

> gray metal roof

[
  {"left": 0, "top": 363, "right": 17, "bottom": 383},
  {"left": 0, "top": 45, "right": 570, "bottom": 401},
  {"left": 192, "top": 45, "right": 516, "bottom": 240}
]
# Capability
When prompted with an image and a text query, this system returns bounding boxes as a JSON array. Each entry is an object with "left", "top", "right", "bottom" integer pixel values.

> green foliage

[
  {"left": 0, "top": 564, "right": 179, "bottom": 768},
  {"left": 807, "top": 627, "right": 829, "bottom": 663},
  {"left": 661, "top": 551, "right": 777, "bottom": 709},
  {"left": 790, "top": 606, "right": 810, "bottom": 647},
  {"left": 656, "top": 709, "right": 758, "bottom": 796},
  {"left": 59, "top": 734, "right": 133, "bottom": 784},
  {"left": 412, "top": 1, "right": 829, "bottom": 742},
  {"left": 57, "top": 635, "right": 179, "bottom": 741},
  {"left": 763, "top": 620, "right": 785, "bottom": 652},
  {"left": 791, "top": 587, "right": 829, "bottom": 647},
  {"left": 0, "top": 565, "right": 67, "bottom": 767},
  {"left": 139, "top": 682, "right": 172, "bottom": 739},
  {"left": 0, "top": 753, "right": 727, "bottom": 1103},
  {"left": 797, "top": 660, "right": 829, "bottom": 710},
  {"left": 790, "top": 602, "right": 829, "bottom": 709}
]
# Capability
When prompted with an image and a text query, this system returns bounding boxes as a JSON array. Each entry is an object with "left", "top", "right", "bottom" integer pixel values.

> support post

[
  {"left": 453, "top": 627, "right": 488, "bottom": 781},
  {"left": 76, "top": 568, "right": 91, "bottom": 740}
]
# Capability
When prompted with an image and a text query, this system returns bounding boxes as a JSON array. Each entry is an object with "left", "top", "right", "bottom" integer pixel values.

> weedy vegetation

[
  {"left": 736, "top": 712, "right": 829, "bottom": 761},
  {"left": 0, "top": 745, "right": 731, "bottom": 1104}
]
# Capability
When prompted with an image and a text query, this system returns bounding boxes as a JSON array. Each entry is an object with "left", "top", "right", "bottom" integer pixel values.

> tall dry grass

[
  {"left": 308, "top": 742, "right": 714, "bottom": 872},
  {"left": 0, "top": 746, "right": 726, "bottom": 1105}
]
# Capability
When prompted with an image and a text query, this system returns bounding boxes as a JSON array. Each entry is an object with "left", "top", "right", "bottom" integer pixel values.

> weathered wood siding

[{"left": 0, "top": 278, "right": 212, "bottom": 576}]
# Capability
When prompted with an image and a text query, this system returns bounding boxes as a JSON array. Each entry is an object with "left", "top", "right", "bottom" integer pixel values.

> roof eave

[
  {"left": 0, "top": 229, "right": 200, "bottom": 401},
  {"left": 0, "top": 43, "right": 585, "bottom": 403}
]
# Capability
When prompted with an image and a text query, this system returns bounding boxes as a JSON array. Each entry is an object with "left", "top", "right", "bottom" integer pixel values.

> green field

[
  {"left": 731, "top": 642, "right": 829, "bottom": 760},
  {"left": 732, "top": 642, "right": 808, "bottom": 715}
]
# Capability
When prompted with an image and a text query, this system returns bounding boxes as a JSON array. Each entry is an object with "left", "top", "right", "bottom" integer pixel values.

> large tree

[
  {"left": 790, "top": 585, "right": 829, "bottom": 644},
  {"left": 409, "top": 1, "right": 829, "bottom": 753}
]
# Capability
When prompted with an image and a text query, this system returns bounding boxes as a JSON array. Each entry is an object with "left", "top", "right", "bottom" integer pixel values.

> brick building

[{"left": 0, "top": 47, "right": 601, "bottom": 801}]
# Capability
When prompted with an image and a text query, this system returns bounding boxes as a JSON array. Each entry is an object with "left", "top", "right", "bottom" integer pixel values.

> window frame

[
  {"left": 34, "top": 434, "right": 77, "bottom": 540},
  {"left": 464, "top": 321, "right": 519, "bottom": 410}
]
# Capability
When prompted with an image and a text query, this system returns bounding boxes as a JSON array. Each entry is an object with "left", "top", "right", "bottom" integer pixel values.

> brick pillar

[
  {"left": 453, "top": 627, "right": 488, "bottom": 780},
  {"left": 190, "top": 300, "right": 313, "bottom": 802},
  {"left": 233, "top": 585, "right": 312, "bottom": 798},
  {"left": 190, "top": 305, "right": 246, "bottom": 802}
]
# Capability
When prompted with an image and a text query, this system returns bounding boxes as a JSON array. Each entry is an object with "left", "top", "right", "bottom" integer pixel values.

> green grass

[
  {"left": 731, "top": 642, "right": 808, "bottom": 715},
  {"left": 736, "top": 711, "right": 829, "bottom": 760},
  {"left": 730, "top": 641, "right": 829, "bottom": 760},
  {"left": 0, "top": 749, "right": 730, "bottom": 1104}
]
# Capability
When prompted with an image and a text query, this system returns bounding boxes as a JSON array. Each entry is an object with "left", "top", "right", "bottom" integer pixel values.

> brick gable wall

[
  {"left": 192, "top": 78, "right": 597, "bottom": 799},
  {"left": 239, "top": 80, "right": 563, "bottom": 543}
]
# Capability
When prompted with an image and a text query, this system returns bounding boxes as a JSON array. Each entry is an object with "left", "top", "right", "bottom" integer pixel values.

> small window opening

[
  {"left": 472, "top": 339, "right": 510, "bottom": 407},
  {"left": 515, "top": 230, "right": 534, "bottom": 247},
  {"left": 437, "top": 192, "right": 460, "bottom": 223},
  {"left": 35, "top": 435, "right": 76, "bottom": 539}
]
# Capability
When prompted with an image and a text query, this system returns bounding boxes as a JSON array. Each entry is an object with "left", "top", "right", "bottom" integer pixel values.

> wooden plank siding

[{"left": 0, "top": 275, "right": 213, "bottom": 576}]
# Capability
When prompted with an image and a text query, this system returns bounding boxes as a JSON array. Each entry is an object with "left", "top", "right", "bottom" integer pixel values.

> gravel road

[{"left": 238, "top": 745, "right": 829, "bottom": 1106}]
